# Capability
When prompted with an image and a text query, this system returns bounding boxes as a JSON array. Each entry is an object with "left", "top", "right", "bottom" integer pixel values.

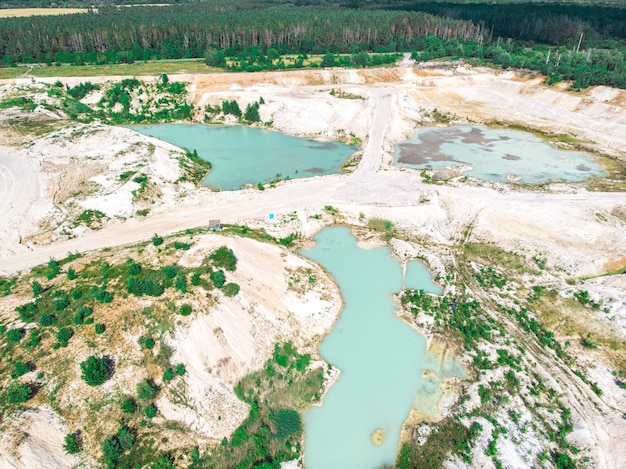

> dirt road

[{"left": 1, "top": 162, "right": 624, "bottom": 276}]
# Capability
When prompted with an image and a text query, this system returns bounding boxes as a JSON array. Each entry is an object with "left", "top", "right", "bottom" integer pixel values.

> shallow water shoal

[{"left": 394, "top": 126, "right": 604, "bottom": 183}]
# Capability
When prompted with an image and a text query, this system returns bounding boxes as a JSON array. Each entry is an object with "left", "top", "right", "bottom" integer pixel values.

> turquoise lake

[
  {"left": 300, "top": 227, "right": 454, "bottom": 469},
  {"left": 395, "top": 126, "right": 605, "bottom": 183},
  {"left": 126, "top": 124, "right": 358, "bottom": 190}
]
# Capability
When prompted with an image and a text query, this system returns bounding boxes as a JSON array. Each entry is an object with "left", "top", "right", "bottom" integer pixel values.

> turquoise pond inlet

[
  {"left": 395, "top": 126, "right": 605, "bottom": 183},
  {"left": 126, "top": 124, "right": 358, "bottom": 190},
  {"left": 300, "top": 227, "right": 463, "bottom": 469}
]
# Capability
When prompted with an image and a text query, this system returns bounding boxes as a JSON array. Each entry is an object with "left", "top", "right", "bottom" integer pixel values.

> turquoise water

[
  {"left": 300, "top": 227, "right": 447, "bottom": 469},
  {"left": 395, "top": 126, "right": 605, "bottom": 183},
  {"left": 126, "top": 124, "right": 357, "bottom": 190},
  {"left": 405, "top": 261, "right": 442, "bottom": 294}
]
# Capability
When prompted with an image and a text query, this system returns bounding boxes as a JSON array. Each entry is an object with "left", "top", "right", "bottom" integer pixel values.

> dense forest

[
  {"left": 0, "top": 5, "right": 486, "bottom": 60},
  {"left": 2, "top": 0, "right": 626, "bottom": 7},
  {"left": 0, "top": 0, "right": 624, "bottom": 88}
]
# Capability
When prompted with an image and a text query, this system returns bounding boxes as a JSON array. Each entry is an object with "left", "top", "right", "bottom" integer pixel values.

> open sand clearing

[
  {"left": 1, "top": 64, "right": 626, "bottom": 468},
  {"left": 0, "top": 66, "right": 625, "bottom": 277}
]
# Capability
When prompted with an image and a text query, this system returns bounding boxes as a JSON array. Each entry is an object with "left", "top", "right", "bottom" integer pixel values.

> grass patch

[
  {"left": 462, "top": 242, "right": 531, "bottom": 275},
  {"left": 5, "top": 118, "right": 64, "bottom": 137},
  {"left": 220, "top": 224, "right": 277, "bottom": 244},
  {"left": 0, "top": 67, "right": 26, "bottom": 79},
  {"left": 584, "top": 154, "right": 626, "bottom": 192},
  {"left": 367, "top": 217, "right": 394, "bottom": 235},
  {"left": 22, "top": 60, "right": 216, "bottom": 78}
]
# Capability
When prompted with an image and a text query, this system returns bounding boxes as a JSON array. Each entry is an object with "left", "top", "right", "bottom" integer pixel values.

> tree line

[
  {"left": 411, "top": 35, "right": 626, "bottom": 90},
  {"left": 0, "top": 0, "right": 624, "bottom": 89},
  {"left": 0, "top": 3, "right": 485, "bottom": 65}
]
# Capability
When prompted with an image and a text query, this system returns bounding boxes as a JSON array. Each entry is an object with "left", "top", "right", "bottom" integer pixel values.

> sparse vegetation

[
  {"left": 194, "top": 342, "right": 322, "bottom": 468},
  {"left": 368, "top": 217, "right": 394, "bottom": 236}
]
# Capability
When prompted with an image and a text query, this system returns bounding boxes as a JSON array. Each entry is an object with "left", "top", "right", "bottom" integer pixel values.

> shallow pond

[
  {"left": 300, "top": 227, "right": 458, "bottom": 469},
  {"left": 127, "top": 124, "right": 357, "bottom": 190},
  {"left": 394, "top": 126, "right": 604, "bottom": 183}
]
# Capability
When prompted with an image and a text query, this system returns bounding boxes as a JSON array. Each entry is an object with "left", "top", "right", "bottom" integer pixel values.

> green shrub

[
  {"left": 222, "top": 282, "right": 240, "bottom": 297},
  {"left": 209, "top": 246, "right": 237, "bottom": 271},
  {"left": 210, "top": 270, "right": 225, "bottom": 289},
  {"left": 175, "top": 364, "right": 186, "bottom": 376},
  {"left": 230, "top": 426, "right": 249, "bottom": 447},
  {"left": 128, "top": 261, "right": 142, "bottom": 275},
  {"left": 102, "top": 436, "right": 122, "bottom": 467},
  {"left": 56, "top": 327, "right": 74, "bottom": 347},
  {"left": 278, "top": 233, "right": 298, "bottom": 247},
  {"left": 7, "top": 382, "right": 33, "bottom": 403},
  {"left": 153, "top": 454, "right": 175, "bottom": 469},
  {"left": 67, "top": 81, "right": 100, "bottom": 100},
  {"left": 46, "top": 259, "right": 61, "bottom": 280},
  {"left": 127, "top": 276, "right": 164, "bottom": 297},
  {"left": 190, "top": 272, "right": 201, "bottom": 286},
  {"left": 80, "top": 355, "right": 111, "bottom": 386},
  {"left": 144, "top": 404, "right": 157, "bottom": 418},
  {"left": 39, "top": 314, "right": 56, "bottom": 326},
  {"left": 73, "top": 305, "right": 93, "bottom": 325},
  {"left": 175, "top": 272, "right": 187, "bottom": 293},
  {"left": 63, "top": 433, "right": 81, "bottom": 454},
  {"left": 117, "top": 427, "right": 135, "bottom": 452},
  {"left": 95, "top": 323, "right": 106, "bottom": 334},
  {"left": 151, "top": 234, "right": 164, "bottom": 246},
  {"left": 7, "top": 328, "right": 25, "bottom": 343},
  {"left": 179, "top": 304, "right": 192, "bottom": 316},
  {"left": 31, "top": 281, "right": 44, "bottom": 297},
  {"left": 24, "top": 329, "right": 41, "bottom": 349},
  {"left": 11, "top": 361, "right": 31, "bottom": 378},
  {"left": 162, "top": 265, "right": 178, "bottom": 279},
  {"left": 67, "top": 267, "right": 78, "bottom": 280},
  {"left": 140, "top": 336, "right": 155, "bottom": 349},
  {"left": 93, "top": 285, "right": 113, "bottom": 303},
  {"left": 163, "top": 368, "right": 174, "bottom": 382},
  {"left": 137, "top": 379, "right": 158, "bottom": 400},
  {"left": 174, "top": 241, "right": 191, "bottom": 250},
  {"left": 16, "top": 302, "right": 37, "bottom": 321},
  {"left": 221, "top": 100, "right": 241, "bottom": 117},
  {"left": 120, "top": 397, "right": 137, "bottom": 414},
  {"left": 54, "top": 295, "right": 70, "bottom": 312},
  {"left": 244, "top": 102, "right": 260, "bottom": 122}
]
